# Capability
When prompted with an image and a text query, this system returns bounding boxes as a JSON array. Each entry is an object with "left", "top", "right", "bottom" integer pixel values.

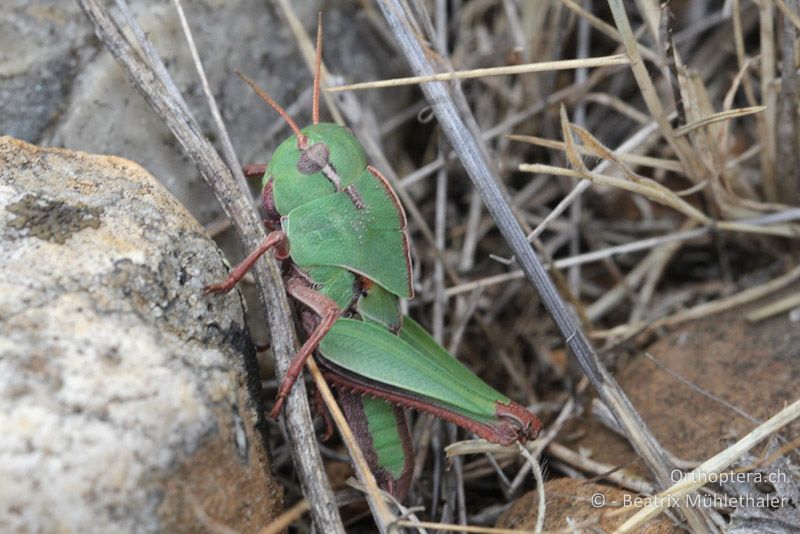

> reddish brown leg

[
  {"left": 243, "top": 163, "right": 267, "bottom": 179},
  {"left": 204, "top": 230, "right": 288, "bottom": 294},
  {"left": 311, "top": 386, "right": 336, "bottom": 441},
  {"left": 269, "top": 278, "right": 341, "bottom": 418}
]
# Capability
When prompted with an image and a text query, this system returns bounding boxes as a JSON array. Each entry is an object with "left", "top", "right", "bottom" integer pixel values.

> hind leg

[{"left": 269, "top": 277, "right": 341, "bottom": 418}]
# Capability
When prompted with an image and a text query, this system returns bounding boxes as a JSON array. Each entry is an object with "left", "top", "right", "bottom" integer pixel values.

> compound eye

[{"left": 296, "top": 142, "right": 330, "bottom": 174}]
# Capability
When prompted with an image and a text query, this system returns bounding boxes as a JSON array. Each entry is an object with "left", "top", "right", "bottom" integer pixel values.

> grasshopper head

[
  {"left": 265, "top": 123, "right": 368, "bottom": 214},
  {"left": 235, "top": 66, "right": 368, "bottom": 213},
  {"left": 282, "top": 123, "right": 366, "bottom": 182}
]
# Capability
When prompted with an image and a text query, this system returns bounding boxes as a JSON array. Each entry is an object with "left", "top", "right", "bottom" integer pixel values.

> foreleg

[
  {"left": 204, "top": 230, "right": 288, "bottom": 294},
  {"left": 242, "top": 163, "right": 267, "bottom": 179}
]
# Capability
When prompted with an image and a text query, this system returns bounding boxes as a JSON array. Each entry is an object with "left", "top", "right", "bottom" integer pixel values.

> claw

[
  {"left": 268, "top": 395, "right": 286, "bottom": 419},
  {"left": 203, "top": 282, "right": 233, "bottom": 295}
]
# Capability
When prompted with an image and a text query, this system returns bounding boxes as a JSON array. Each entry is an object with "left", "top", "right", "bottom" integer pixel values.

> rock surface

[
  {"left": 0, "top": 136, "right": 281, "bottom": 532},
  {"left": 496, "top": 478, "right": 680, "bottom": 532}
]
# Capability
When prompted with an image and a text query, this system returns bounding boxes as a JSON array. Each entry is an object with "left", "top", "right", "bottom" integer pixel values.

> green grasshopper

[{"left": 206, "top": 17, "right": 542, "bottom": 499}]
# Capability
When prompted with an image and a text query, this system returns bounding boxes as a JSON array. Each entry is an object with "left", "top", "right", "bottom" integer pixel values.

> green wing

[
  {"left": 305, "top": 266, "right": 356, "bottom": 310},
  {"left": 396, "top": 316, "right": 511, "bottom": 400},
  {"left": 362, "top": 397, "right": 411, "bottom": 481},
  {"left": 318, "top": 318, "right": 508, "bottom": 421},
  {"left": 336, "top": 390, "right": 412, "bottom": 499},
  {"left": 284, "top": 167, "right": 412, "bottom": 298},
  {"left": 358, "top": 284, "right": 402, "bottom": 332}
]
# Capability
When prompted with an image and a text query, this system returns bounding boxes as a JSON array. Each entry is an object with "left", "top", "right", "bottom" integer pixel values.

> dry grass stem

[
  {"left": 525, "top": 120, "right": 663, "bottom": 241},
  {"left": 304, "top": 359, "right": 396, "bottom": 533},
  {"left": 442, "top": 208, "right": 800, "bottom": 298},
  {"left": 593, "top": 263, "right": 800, "bottom": 339},
  {"left": 517, "top": 444, "right": 547, "bottom": 533},
  {"left": 746, "top": 291, "right": 800, "bottom": 322},
  {"left": 508, "top": 134, "right": 684, "bottom": 173},
  {"left": 392, "top": 520, "right": 541, "bottom": 533},
  {"left": 170, "top": 0, "right": 247, "bottom": 199},
  {"left": 558, "top": 0, "right": 659, "bottom": 62},
  {"left": 673, "top": 105, "right": 766, "bottom": 137},
  {"left": 776, "top": 0, "right": 800, "bottom": 29},
  {"left": 758, "top": 0, "right": 778, "bottom": 201},
  {"left": 325, "top": 54, "right": 630, "bottom": 92},
  {"left": 523, "top": 161, "right": 800, "bottom": 238},
  {"left": 522, "top": 162, "right": 711, "bottom": 226},
  {"left": 607, "top": 0, "right": 705, "bottom": 184},
  {"left": 546, "top": 442, "right": 656, "bottom": 494},
  {"left": 614, "top": 399, "right": 800, "bottom": 533},
  {"left": 258, "top": 499, "right": 311, "bottom": 534}
]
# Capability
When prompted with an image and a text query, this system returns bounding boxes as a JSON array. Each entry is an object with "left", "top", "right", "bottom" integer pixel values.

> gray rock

[{"left": 0, "top": 136, "right": 282, "bottom": 533}]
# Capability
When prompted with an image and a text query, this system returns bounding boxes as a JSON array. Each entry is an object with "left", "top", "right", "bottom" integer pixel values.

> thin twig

[
  {"left": 758, "top": 0, "right": 778, "bottom": 201},
  {"left": 305, "top": 358, "right": 396, "bottom": 533},
  {"left": 507, "top": 134, "right": 684, "bottom": 173},
  {"left": 525, "top": 119, "right": 663, "bottom": 241},
  {"left": 673, "top": 105, "right": 766, "bottom": 137},
  {"left": 259, "top": 499, "right": 311, "bottom": 534},
  {"left": 558, "top": 0, "right": 660, "bottom": 62},
  {"left": 606, "top": 0, "right": 706, "bottom": 185},
  {"left": 546, "top": 442, "right": 656, "bottom": 494},
  {"left": 777, "top": 0, "right": 800, "bottom": 200},
  {"left": 776, "top": 0, "right": 800, "bottom": 28},
  {"left": 170, "top": 0, "right": 249, "bottom": 202},
  {"left": 443, "top": 209, "right": 800, "bottom": 298}
]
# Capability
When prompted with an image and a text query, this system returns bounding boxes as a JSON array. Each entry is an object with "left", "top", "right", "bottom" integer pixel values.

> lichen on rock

[{"left": 6, "top": 193, "right": 103, "bottom": 244}]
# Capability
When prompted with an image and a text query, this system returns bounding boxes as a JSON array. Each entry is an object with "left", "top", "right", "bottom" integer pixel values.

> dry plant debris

[{"left": 76, "top": 0, "right": 800, "bottom": 532}]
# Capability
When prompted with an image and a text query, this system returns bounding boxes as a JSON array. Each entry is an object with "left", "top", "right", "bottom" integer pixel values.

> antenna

[
  {"left": 313, "top": 12, "right": 323, "bottom": 125},
  {"left": 235, "top": 70, "right": 307, "bottom": 147}
]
